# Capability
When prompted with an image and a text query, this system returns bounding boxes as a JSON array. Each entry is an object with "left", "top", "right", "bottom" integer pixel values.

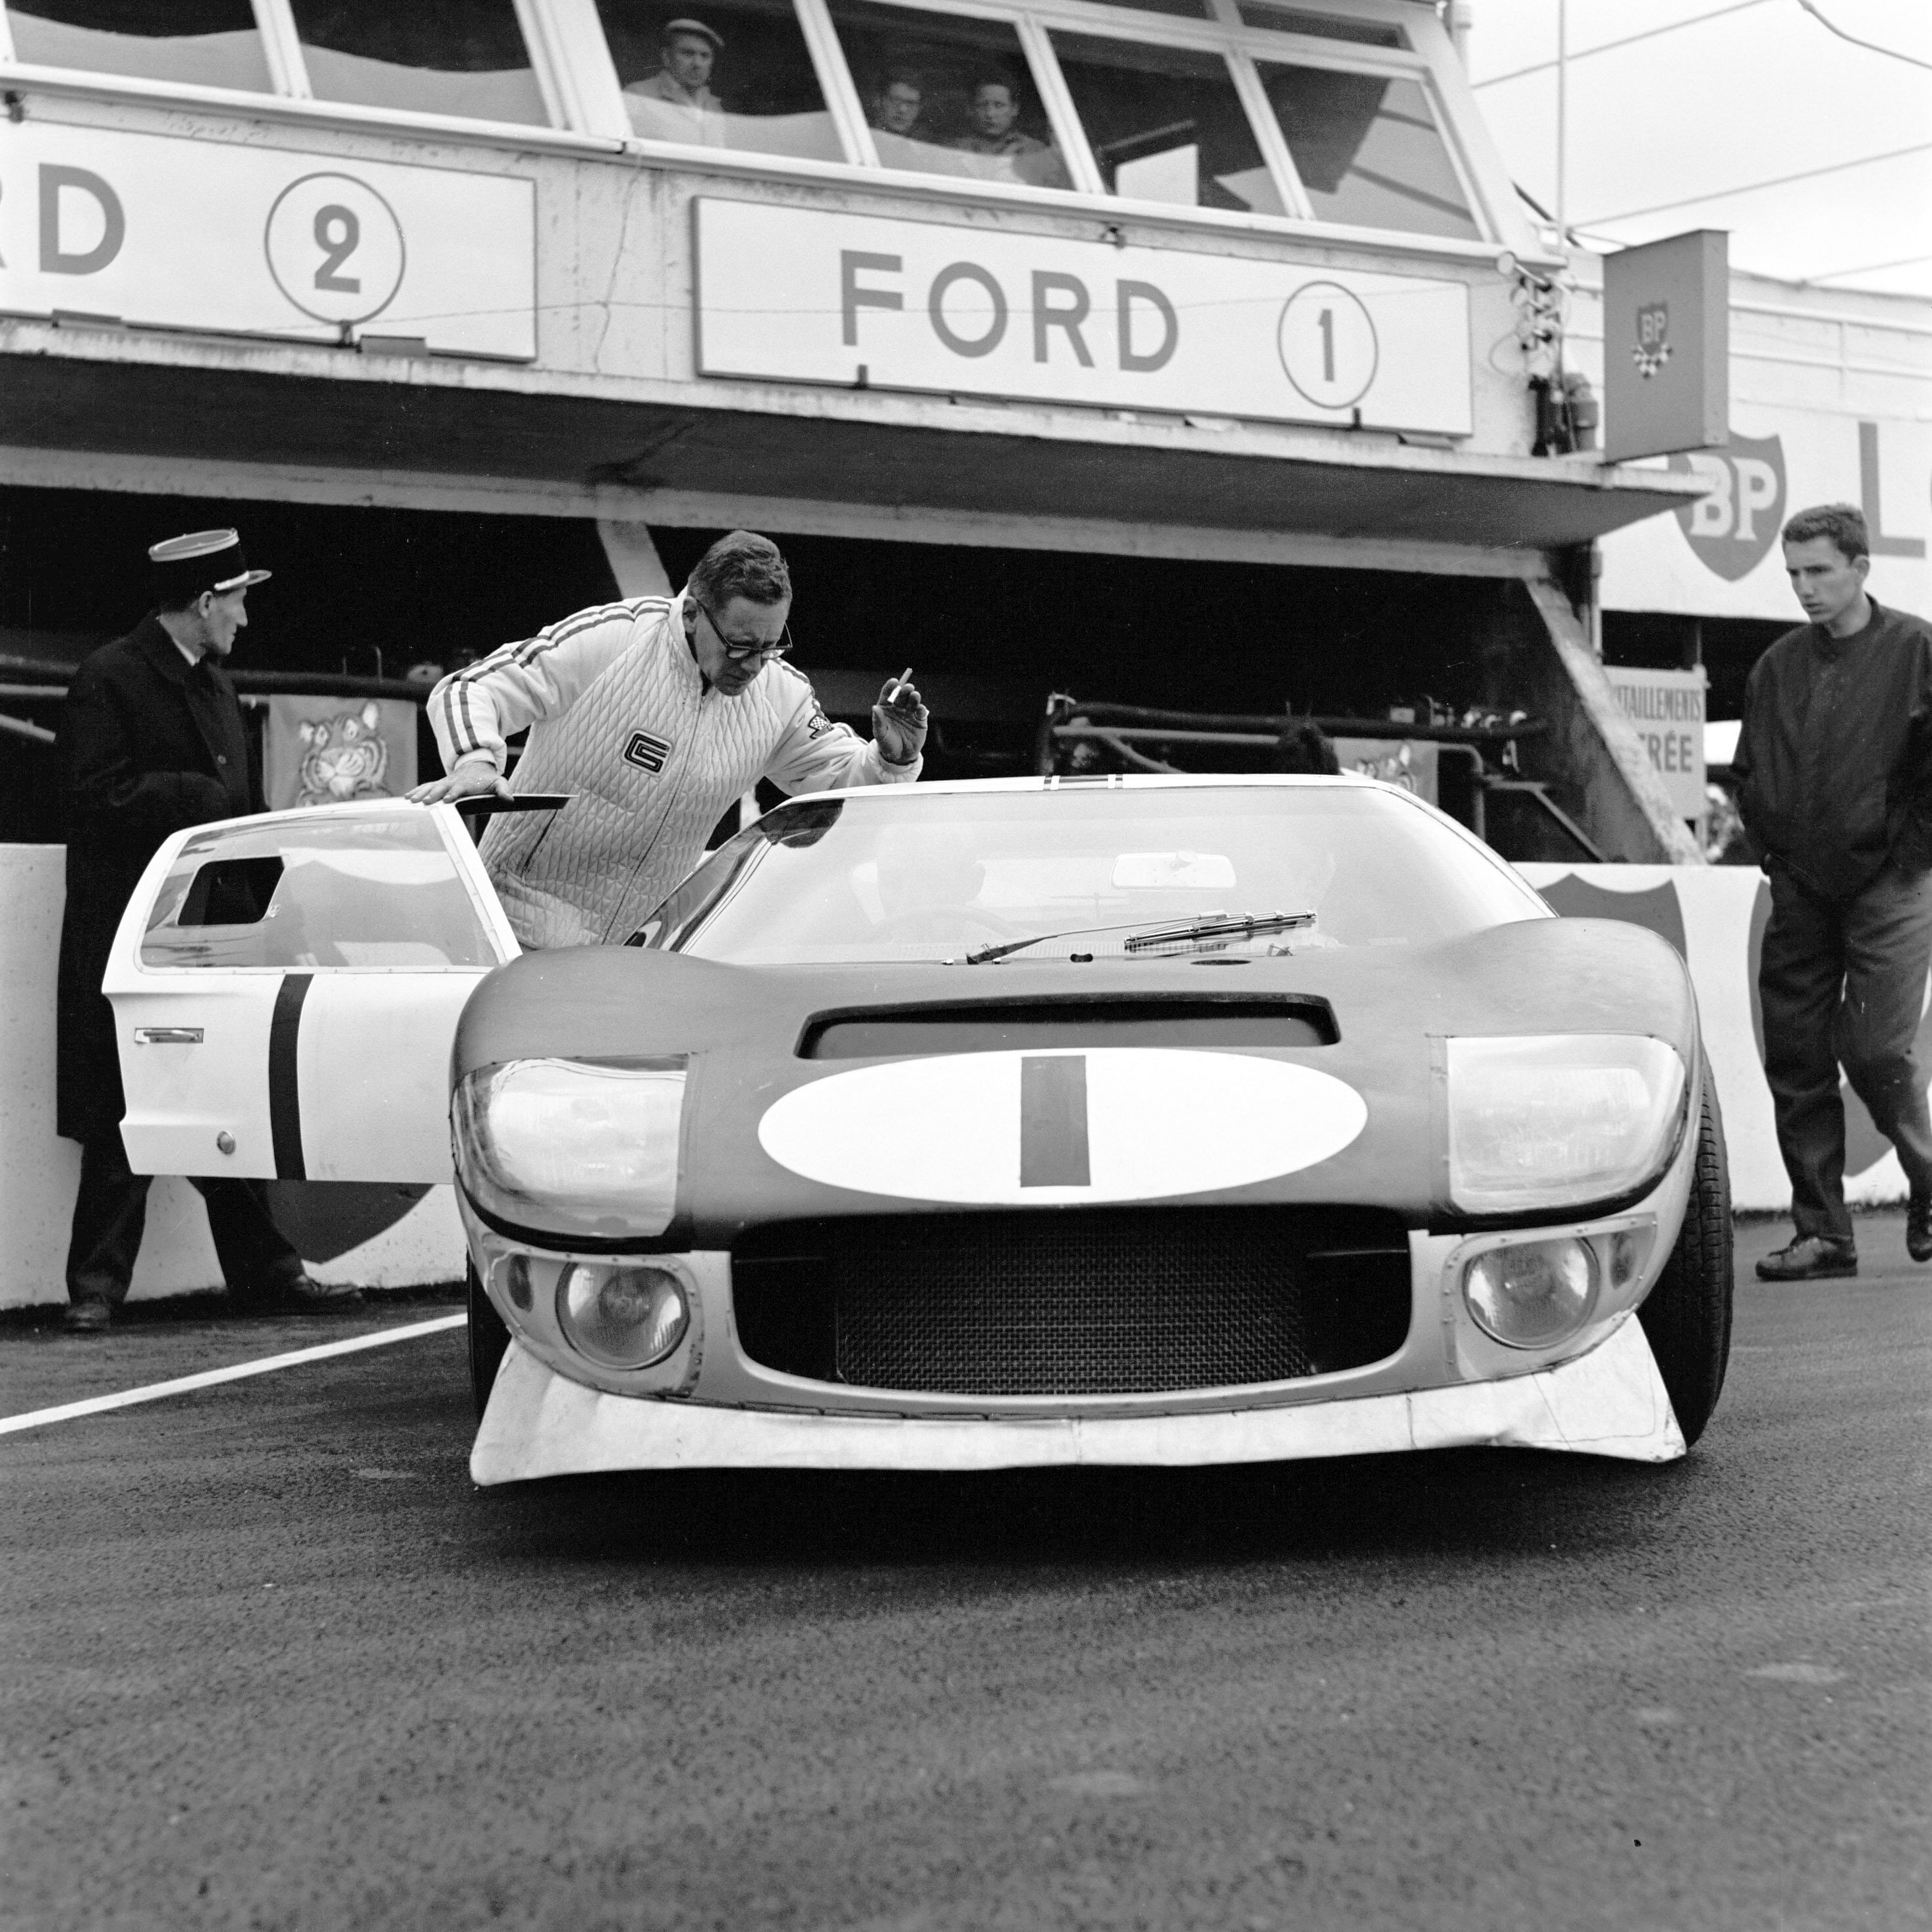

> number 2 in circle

[{"left": 314, "top": 206, "right": 361, "bottom": 293}]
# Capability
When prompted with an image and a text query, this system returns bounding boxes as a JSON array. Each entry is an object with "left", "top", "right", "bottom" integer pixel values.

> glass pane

[
  {"left": 639, "top": 787, "right": 1542, "bottom": 964},
  {"left": 829, "top": 0, "right": 1072, "bottom": 190},
  {"left": 1236, "top": 5, "right": 1405, "bottom": 47},
  {"left": 597, "top": 0, "right": 842, "bottom": 163},
  {"left": 7, "top": 0, "right": 272, "bottom": 92},
  {"left": 1258, "top": 67, "right": 1478, "bottom": 239},
  {"left": 288, "top": 0, "right": 550, "bottom": 125},
  {"left": 1051, "top": 32, "right": 1280, "bottom": 214},
  {"left": 142, "top": 811, "right": 496, "bottom": 969}
]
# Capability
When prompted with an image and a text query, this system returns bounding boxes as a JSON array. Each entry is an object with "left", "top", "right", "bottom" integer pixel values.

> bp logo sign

[
  {"left": 1667, "top": 434, "right": 1787, "bottom": 581},
  {"left": 1632, "top": 301, "right": 1671, "bottom": 378}
]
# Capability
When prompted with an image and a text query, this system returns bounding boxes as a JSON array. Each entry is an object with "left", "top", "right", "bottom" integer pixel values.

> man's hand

[
  {"left": 873, "top": 668, "right": 928, "bottom": 768},
  {"left": 407, "top": 760, "right": 513, "bottom": 807}
]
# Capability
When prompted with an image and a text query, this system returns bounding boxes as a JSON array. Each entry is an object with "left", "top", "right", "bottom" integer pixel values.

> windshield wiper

[
  {"left": 963, "top": 909, "right": 1314, "bottom": 965},
  {"left": 964, "top": 917, "right": 1178, "bottom": 965},
  {"left": 1122, "top": 911, "right": 1316, "bottom": 953}
]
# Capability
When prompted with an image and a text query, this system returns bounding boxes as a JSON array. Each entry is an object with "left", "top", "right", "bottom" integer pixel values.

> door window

[
  {"left": 1255, "top": 64, "right": 1477, "bottom": 239},
  {"left": 140, "top": 810, "right": 497, "bottom": 969},
  {"left": 598, "top": 0, "right": 843, "bottom": 162},
  {"left": 287, "top": 0, "right": 552, "bottom": 125},
  {"left": 830, "top": 0, "right": 1071, "bottom": 190},
  {"left": 1050, "top": 32, "right": 1281, "bottom": 213},
  {"left": 5, "top": 0, "right": 273, "bottom": 92}
]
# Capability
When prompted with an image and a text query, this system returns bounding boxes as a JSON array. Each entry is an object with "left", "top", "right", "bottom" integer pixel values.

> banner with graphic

[
  {"left": 263, "top": 696, "right": 418, "bottom": 811},
  {"left": 1600, "top": 410, "right": 1929, "bottom": 621}
]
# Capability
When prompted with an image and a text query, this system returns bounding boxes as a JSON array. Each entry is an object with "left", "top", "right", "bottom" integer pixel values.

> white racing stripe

[{"left": 0, "top": 1313, "right": 465, "bottom": 1436}]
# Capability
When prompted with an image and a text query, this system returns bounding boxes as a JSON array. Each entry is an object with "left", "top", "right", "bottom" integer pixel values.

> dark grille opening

[
  {"left": 731, "top": 1207, "right": 1411, "bottom": 1397},
  {"left": 800, "top": 998, "right": 1337, "bottom": 1059}
]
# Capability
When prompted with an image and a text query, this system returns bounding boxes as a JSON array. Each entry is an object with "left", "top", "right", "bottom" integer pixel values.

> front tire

[
  {"left": 467, "top": 1261, "right": 511, "bottom": 1419},
  {"left": 1637, "top": 1089, "right": 1733, "bottom": 1446}
]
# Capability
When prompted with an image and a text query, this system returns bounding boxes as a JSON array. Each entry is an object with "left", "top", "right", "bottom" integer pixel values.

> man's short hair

[
  {"left": 689, "top": 530, "right": 791, "bottom": 608},
  {"left": 1782, "top": 502, "right": 1869, "bottom": 562},
  {"left": 1270, "top": 720, "right": 1340, "bottom": 775},
  {"left": 972, "top": 76, "right": 1017, "bottom": 99}
]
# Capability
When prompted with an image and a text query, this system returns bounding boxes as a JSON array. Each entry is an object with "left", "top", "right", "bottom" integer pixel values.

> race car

[{"left": 108, "top": 776, "right": 1730, "bottom": 1483}]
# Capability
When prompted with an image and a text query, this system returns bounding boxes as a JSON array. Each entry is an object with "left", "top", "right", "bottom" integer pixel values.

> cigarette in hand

[{"left": 887, "top": 667, "right": 915, "bottom": 704}]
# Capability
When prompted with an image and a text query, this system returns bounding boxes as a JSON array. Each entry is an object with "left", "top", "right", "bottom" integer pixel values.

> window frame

[
  {"left": 0, "top": 0, "right": 1509, "bottom": 252},
  {"left": 573, "top": 0, "right": 1500, "bottom": 246}
]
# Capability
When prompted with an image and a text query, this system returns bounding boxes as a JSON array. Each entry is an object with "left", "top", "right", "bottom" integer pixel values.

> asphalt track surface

[{"left": 3, "top": 1218, "right": 1927, "bottom": 1932}]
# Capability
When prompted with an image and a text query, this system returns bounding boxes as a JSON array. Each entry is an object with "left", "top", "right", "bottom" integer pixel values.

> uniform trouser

[
  {"left": 64, "top": 1133, "right": 303, "bottom": 1309},
  {"left": 1760, "top": 863, "right": 1932, "bottom": 1240}
]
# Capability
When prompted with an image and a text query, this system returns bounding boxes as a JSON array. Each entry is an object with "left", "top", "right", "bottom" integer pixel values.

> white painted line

[{"left": 0, "top": 1313, "right": 467, "bottom": 1436}]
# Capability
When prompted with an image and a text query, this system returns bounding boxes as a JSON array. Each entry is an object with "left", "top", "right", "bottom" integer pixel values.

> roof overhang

[{"left": 0, "top": 329, "right": 1705, "bottom": 559}]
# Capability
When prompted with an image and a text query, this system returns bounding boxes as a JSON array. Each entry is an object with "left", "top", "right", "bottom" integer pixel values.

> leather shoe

[
  {"left": 1756, "top": 1235, "right": 1857, "bottom": 1282},
  {"left": 62, "top": 1299, "right": 112, "bottom": 1334},
  {"left": 233, "top": 1272, "right": 362, "bottom": 1314},
  {"left": 1909, "top": 1195, "right": 1932, "bottom": 1264}
]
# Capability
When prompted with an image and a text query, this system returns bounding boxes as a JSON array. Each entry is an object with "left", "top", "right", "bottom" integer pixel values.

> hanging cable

[
  {"left": 1793, "top": 1, "right": 1932, "bottom": 74},
  {"left": 1473, "top": 0, "right": 1773, "bottom": 87},
  {"left": 1579, "top": 139, "right": 1932, "bottom": 227}
]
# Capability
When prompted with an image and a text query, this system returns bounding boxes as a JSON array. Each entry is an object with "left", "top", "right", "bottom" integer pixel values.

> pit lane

[{"left": 4, "top": 1217, "right": 1926, "bottom": 1932}]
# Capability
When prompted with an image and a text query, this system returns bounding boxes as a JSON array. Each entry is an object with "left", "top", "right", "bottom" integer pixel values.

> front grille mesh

[{"left": 731, "top": 1207, "right": 1411, "bottom": 1397}]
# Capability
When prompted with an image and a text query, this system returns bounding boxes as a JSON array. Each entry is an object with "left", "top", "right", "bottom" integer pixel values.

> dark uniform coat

[{"left": 55, "top": 615, "right": 258, "bottom": 1141}]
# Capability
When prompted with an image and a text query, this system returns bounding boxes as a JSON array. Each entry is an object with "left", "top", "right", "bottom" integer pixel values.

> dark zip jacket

[{"left": 1734, "top": 598, "right": 1932, "bottom": 903}]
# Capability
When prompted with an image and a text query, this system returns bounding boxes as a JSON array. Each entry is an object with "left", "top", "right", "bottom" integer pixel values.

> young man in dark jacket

[
  {"left": 55, "top": 530, "right": 353, "bottom": 1332},
  {"left": 1733, "top": 503, "right": 1932, "bottom": 1280}
]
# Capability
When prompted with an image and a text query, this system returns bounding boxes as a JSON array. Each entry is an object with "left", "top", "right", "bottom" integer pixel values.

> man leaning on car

[
  {"left": 1734, "top": 501, "right": 1932, "bottom": 1281},
  {"left": 411, "top": 531, "right": 926, "bottom": 950}
]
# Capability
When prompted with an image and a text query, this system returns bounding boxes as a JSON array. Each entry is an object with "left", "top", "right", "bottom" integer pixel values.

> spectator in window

[
  {"left": 870, "top": 71, "right": 927, "bottom": 140},
  {"left": 952, "top": 77, "right": 1069, "bottom": 185},
  {"left": 627, "top": 18, "right": 724, "bottom": 116}
]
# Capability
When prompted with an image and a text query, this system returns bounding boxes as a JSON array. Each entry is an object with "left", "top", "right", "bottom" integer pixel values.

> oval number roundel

[{"left": 757, "top": 1049, "right": 1367, "bottom": 1205}]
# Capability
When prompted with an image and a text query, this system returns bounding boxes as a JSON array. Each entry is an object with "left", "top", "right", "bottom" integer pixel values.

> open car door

[{"left": 103, "top": 799, "right": 520, "bottom": 1183}]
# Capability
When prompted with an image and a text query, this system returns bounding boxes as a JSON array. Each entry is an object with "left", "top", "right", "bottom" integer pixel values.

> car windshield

[{"left": 629, "top": 783, "right": 1546, "bottom": 965}]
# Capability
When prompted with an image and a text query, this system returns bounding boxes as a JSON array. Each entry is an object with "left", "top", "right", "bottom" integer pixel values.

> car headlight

[
  {"left": 556, "top": 1262, "right": 690, "bottom": 1369},
  {"left": 453, "top": 1057, "right": 687, "bottom": 1239},
  {"left": 1445, "top": 1035, "right": 1687, "bottom": 1213},
  {"left": 1463, "top": 1237, "right": 1598, "bottom": 1348}
]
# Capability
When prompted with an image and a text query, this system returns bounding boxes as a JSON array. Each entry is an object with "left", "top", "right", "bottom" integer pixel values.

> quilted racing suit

[{"left": 428, "top": 593, "right": 920, "bottom": 948}]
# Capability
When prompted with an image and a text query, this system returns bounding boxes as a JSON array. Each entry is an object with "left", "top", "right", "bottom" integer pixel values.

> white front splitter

[{"left": 469, "top": 1313, "right": 1684, "bottom": 1484}]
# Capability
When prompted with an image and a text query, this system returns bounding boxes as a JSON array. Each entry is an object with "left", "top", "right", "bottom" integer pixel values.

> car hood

[{"left": 451, "top": 917, "right": 1698, "bottom": 1241}]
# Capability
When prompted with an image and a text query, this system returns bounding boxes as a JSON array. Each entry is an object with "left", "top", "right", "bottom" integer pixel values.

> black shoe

[
  {"left": 62, "top": 1299, "right": 113, "bottom": 1334},
  {"left": 1756, "top": 1235, "right": 1858, "bottom": 1282},
  {"left": 233, "top": 1273, "right": 362, "bottom": 1314},
  {"left": 1910, "top": 1195, "right": 1932, "bottom": 1264}
]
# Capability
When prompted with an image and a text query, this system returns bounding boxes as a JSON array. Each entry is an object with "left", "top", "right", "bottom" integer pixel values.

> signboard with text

[
  {"left": 1600, "top": 411, "right": 1929, "bottom": 621},
  {"left": 0, "top": 123, "right": 535, "bottom": 358},
  {"left": 1605, "top": 666, "right": 1705, "bottom": 818},
  {"left": 693, "top": 199, "right": 1473, "bottom": 434}
]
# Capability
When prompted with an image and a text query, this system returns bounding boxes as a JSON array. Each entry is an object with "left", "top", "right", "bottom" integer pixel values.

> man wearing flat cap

[
  {"left": 54, "top": 530, "right": 353, "bottom": 1333},
  {"left": 625, "top": 17, "right": 725, "bottom": 134}
]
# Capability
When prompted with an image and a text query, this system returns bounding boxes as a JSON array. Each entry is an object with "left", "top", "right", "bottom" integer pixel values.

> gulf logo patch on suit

[{"left": 758, "top": 1049, "right": 1368, "bottom": 1205}]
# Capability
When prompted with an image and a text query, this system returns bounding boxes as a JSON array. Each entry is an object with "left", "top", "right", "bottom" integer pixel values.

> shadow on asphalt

[{"left": 465, "top": 1448, "right": 1695, "bottom": 1572}]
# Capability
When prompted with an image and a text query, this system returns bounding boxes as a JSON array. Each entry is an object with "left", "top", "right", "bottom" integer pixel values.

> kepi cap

[
  {"left": 148, "top": 528, "right": 271, "bottom": 603},
  {"left": 662, "top": 16, "right": 724, "bottom": 47}
]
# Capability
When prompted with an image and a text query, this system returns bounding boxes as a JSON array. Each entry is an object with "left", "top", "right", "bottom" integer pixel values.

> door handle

[{"left": 132, "top": 1027, "right": 204, "bottom": 1045}]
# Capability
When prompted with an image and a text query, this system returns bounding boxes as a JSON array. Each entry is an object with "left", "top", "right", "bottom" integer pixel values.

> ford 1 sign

[
  {"left": 693, "top": 199, "right": 1473, "bottom": 436},
  {"left": 0, "top": 121, "right": 535, "bottom": 359}
]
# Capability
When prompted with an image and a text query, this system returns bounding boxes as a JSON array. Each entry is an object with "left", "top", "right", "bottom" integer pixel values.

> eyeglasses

[{"left": 695, "top": 598, "right": 794, "bottom": 662}]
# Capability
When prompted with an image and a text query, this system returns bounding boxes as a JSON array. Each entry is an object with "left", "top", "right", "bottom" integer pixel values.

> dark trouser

[
  {"left": 64, "top": 1134, "right": 304, "bottom": 1309},
  {"left": 1760, "top": 863, "right": 1932, "bottom": 1241}
]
